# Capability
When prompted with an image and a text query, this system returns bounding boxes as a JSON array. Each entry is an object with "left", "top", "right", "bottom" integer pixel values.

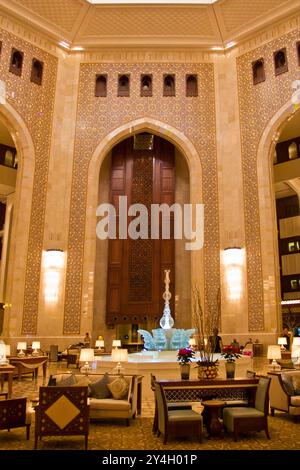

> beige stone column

[
  {"left": 214, "top": 54, "right": 248, "bottom": 343},
  {"left": 37, "top": 52, "right": 81, "bottom": 350}
]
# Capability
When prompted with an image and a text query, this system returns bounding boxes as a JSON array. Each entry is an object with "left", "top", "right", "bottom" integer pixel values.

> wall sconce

[
  {"left": 223, "top": 247, "right": 244, "bottom": 300},
  {"left": 43, "top": 250, "right": 65, "bottom": 304}
]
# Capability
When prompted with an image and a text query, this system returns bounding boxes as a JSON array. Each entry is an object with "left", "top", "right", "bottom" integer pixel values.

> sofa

[
  {"left": 51, "top": 372, "right": 139, "bottom": 425},
  {"left": 269, "top": 370, "right": 300, "bottom": 422}
]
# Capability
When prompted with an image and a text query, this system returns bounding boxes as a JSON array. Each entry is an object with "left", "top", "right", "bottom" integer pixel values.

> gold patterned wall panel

[
  {"left": 0, "top": 28, "right": 57, "bottom": 334},
  {"left": 237, "top": 30, "right": 299, "bottom": 331},
  {"left": 64, "top": 63, "right": 218, "bottom": 334}
]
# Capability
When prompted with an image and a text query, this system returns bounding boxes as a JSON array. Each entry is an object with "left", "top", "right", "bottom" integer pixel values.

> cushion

[
  {"left": 73, "top": 376, "right": 91, "bottom": 387},
  {"left": 290, "top": 395, "right": 300, "bottom": 406},
  {"left": 292, "top": 376, "right": 300, "bottom": 395},
  {"left": 88, "top": 373, "right": 112, "bottom": 399},
  {"left": 56, "top": 374, "right": 77, "bottom": 387},
  {"left": 281, "top": 373, "right": 294, "bottom": 395},
  {"left": 223, "top": 407, "right": 264, "bottom": 432},
  {"left": 107, "top": 376, "right": 129, "bottom": 400},
  {"left": 168, "top": 410, "right": 203, "bottom": 422},
  {"left": 88, "top": 398, "right": 131, "bottom": 411}
]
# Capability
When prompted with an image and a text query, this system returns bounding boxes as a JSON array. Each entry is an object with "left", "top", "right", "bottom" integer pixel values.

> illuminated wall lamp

[
  {"left": 43, "top": 250, "right": 65, "bottom": 304},
  {"left": 223, "top": 247, "right": 244, "bottom": 301}
]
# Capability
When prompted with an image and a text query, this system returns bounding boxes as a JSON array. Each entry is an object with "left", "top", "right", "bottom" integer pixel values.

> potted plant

[
  {"left": 192, "top": 286, "right": 221, "bottom": 379},
  {"left": 177, "top": 348, "right": 195, "bottom": 379},
  {"left": 221, "top": 345, "right": 241, "bottom": 379}
]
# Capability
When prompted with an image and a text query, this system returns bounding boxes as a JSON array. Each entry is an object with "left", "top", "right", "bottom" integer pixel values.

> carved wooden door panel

[{"left": 106, "top": 135, "right": 175, "bottom": 325}]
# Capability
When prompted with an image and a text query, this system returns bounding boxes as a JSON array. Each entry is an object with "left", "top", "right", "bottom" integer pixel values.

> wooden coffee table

[{"left": 202, "top": 400, "right": 226, "bottom": 438}]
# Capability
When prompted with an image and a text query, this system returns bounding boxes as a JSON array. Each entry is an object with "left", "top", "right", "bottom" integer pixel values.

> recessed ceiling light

[
  {"left": 58, "top": 41, "right": 70, "bottom": 49},
  {"left": 71, "top": 46, "right": 85, "bottom": 51},
  {"left": 86, "top": 1, "right": 218, "bottom": 4},
  {"left": 210, "top": 46, "right": 224, "bottom": 51}
]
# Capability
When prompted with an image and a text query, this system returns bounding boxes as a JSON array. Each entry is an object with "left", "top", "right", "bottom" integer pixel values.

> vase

[
  {"left": 225, "top": 361, "right": 235, "bottom": 379},
  {"left": 180, "top": 363, "right": 190, "bottom": 380},
  {"left": 197, "top": 362, "right": 218, "bottom": 379}
]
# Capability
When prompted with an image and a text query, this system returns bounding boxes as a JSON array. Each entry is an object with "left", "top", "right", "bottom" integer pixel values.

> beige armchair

[{"left": 269, "top": 370, "right": 300, "bottom": 422}]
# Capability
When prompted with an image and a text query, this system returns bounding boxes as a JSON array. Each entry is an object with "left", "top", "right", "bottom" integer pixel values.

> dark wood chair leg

[
  {"left": 85, "top": 435, "right": 88, "bottom": 450},
  {"left": 157, "top": 430, "right": 161, "bottom": 437},
  {"left": 152, "top": 410, "right": 158, "bottom": 434},
  {"left": 34, "top": 435, "right": 38, "bottom": 450},
  {"left": 26, "top": 424, "right": 30, "bottom": 440},
  {"left": 198, "top": 428, "right": 202, "bottom": 443},
  {"left": 270, "top": 408, "right": 275, "bottom": 417},
  {"left": 265, "top": 424, "right": 270, "bottom": 439},
  {"left": 163, "top": 433, "right": 168, "bottom": 444}
]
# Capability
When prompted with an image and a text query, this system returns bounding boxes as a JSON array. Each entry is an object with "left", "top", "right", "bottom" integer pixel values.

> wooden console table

[
  {"left": 8, "top": 356, "right": 48, "bottom": 380},
  {"left": 0, "top": 365, "right": 15, "bottom": 398}
]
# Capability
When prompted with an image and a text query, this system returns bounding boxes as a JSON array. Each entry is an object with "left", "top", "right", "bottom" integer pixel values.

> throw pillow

[
  {"left": 292, "top": 375, "right": 300, "bottom": 395},
  {"left": 281, "top": 373, "right": 294, "bottom": 395},
  {"left": 107, "top": 376, "right": 129, "bottom": 400},
  {"left": 56, "top": 374, "right": 77, "bottom": 387},
  {"left": 73, "top": 376, "right": 91, "bottom": 387},
  {"left": 88, "top": 373, "right": 112, "bottom": 399}
]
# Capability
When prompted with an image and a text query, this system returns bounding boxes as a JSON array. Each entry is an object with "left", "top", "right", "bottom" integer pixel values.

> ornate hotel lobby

[{"left": 0, "top": 0, "right": 300, "bottom": 454}]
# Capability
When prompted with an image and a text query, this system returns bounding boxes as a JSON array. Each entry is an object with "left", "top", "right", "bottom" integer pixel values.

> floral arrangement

[
  {"left": 177, "top": 348, "right": 195, "bottom": 365},
  {"left": 221, "top": 345, "right": 241, "bottom": 363}
]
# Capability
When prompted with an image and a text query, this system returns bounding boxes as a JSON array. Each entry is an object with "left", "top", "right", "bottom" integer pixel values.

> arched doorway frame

[
  {"left": 0, "top": 102, "right": 35, "bottom": 337},
  {"left": 81, "top": 117, "right": 203, "bottom": 333},
  {"left": 257, "top": 102, "right": 300, "bottom": 336}
]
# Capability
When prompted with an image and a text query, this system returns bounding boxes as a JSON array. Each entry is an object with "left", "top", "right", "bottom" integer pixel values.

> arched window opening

[
  {"left": 252, "top": 59, "right": 265, "bottom": 85},
  {"left": 163, "top": 74, "right": 175, "bottom": 97},
  {"left": 95, "top": 74, "right": 107, "bottom": 97},
  {"left": 186, "top": 75, "right": 198, "bottom": 97},
  {"left": 9, "top": 49, "right": 23, "bottom": 76},
  {"left": 118, "top": 74, "right": 130, "bottom": 97},
  {"left": 288, "top": 142, "right": 298, "bottom": 160},
  {"left": 30, "top": 59, "right": 43, "bottom": 85},
  {"left": 274, "top": 48, "right": 288, "bottom": 75},
  {"left": 141, "top": 75, "right": 152, "bottom": 97}
]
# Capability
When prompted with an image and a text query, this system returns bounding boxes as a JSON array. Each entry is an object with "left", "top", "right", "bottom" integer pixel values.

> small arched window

[
  {"left": 186, "top": 74, "right": 198, "bottom": 97},
  {"left": 252, "top": 59, "right": 265, "bottom": 85},
  {"left": 141, "top": 74, "right": 152, "bottom": 97},
  {"left": 118, "top": 74, "right": 130, "bottom": 97},
  {"left": 288, "top": 142, "right": 298, "bottom": 160},
  {"left": 95, "top": 74, "right": 107, "bottom": 97},
  {"left": 9, "top": 48, "right": 23, "bottom": 76},
  {"left": 274, "top": 48, "right": 288, "bottom": 75},
  {"left": 31, "top": 59, "right": 43, "bottom": 85},
  {"left": 163, "top": 74, "right": 175, "bottom": 97}
]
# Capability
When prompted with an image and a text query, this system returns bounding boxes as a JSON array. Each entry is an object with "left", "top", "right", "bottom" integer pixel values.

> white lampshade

[
  {"left": 5, "top": 344, "right": 10, "bottom": 356},
  {"left": 112, "top": 340, "right": 121, "bottom": 348},
  {"left": 79, "top": 348, "right": 95, "bottom": 363},
  {"left": 189, "top": 338, "right": 196, "bottom": 346},
  {"left": 0, "top": 341, "right": 6, "bottom": 365},
  {"left": 32, "top": 341, "right": 40, "bottom": 350},
  {"left": 278, "top": 337, "right": 287, "bottom": 346},
  {"left": 95, "top": 340, "right": 104, "bottom": 348},
  {"left": 111, "top": 348, "right": 128, "bottom": 363},
  {"left": 17, "top": 342, "right": 27, "bottom": 351},
  {"left": 293, "top": 337, "right": 300, "bottom": 346},
  {"left": 267, "top": 345, "right": 281, "bottom": 360}
]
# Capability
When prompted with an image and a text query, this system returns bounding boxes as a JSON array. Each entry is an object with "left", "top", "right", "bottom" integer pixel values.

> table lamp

[
  {"left": 111, "top": 348, "right": 128, "bottom": 374},
  {"left": 292, "top": 337, "right": 300, "bottom": 367},
  {"left": 277, "top": 337, "right": 287, "bottom": 351},
  {"left": 32, "top": 341, "right": 40, "bottom": 356},
  {"left": 79, "top": 348, "right": 95, "bottom": 375},
  {"left": 95, "top": 340, "right": 104, "bottom": 350},
  {"left": 17, "top": 342, "right": 27, "bottom": 357},
  {"left": 112, "top": 340, "right": 121, "bottom": 349},
  {"left": 267, "top": 345, "right": 281, "bottom": 371},
  {"left": 5, "top": 344, "right": 10, "bottom": 357}
]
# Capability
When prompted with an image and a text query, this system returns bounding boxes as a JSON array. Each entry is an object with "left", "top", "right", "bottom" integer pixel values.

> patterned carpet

[{"left": 1, "top": 361, "right": 300, "bottom": 450}]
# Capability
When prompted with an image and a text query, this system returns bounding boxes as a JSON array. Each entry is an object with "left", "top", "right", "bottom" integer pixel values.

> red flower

[{"left": 177, "top": 348, "right": 195, "bottom": 364}]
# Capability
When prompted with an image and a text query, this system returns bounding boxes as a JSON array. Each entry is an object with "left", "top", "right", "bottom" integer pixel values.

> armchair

[
  {"left": 0, "top": 397, "right": 31, "bottom": 439},
  {"left": 34, "top": 386, "right": 89, "bottom": 449},
  {"left": 269, "top": 370, "right": 300, "bottom": 422},
  {"left": 155, "top": 382, "right": 203, "bottom": 444},
  {"left": 223, "top": 376, "right": 271, "bottom": 441}
]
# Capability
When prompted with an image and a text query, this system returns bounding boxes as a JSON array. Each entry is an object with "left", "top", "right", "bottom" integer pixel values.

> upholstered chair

[
  {"left": 0, "top": 397, "right": 31, "bottom": 439},
  {"left": 223, "top": 376, "right": 271, "bottom": 441},
  {"left": 155, "top": 382, "right": 203, "bottom": 444}
]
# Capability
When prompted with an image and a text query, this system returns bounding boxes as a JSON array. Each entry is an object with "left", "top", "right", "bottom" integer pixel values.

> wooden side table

[
  {"left": 0, "top": 365, "right": 15, "bottom": 398},
  {"left": 202, "top": 400, "right": 226, "bottom": 438}
]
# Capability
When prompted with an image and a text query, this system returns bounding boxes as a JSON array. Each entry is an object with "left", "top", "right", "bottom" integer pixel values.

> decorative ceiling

[{"left": 0, "top": 0, "right": 298, "bottom": 49}]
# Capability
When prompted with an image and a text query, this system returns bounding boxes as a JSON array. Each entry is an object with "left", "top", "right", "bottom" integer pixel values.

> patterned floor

[{"left": 0, "top": 359, "right": 299, "bottom": 450}]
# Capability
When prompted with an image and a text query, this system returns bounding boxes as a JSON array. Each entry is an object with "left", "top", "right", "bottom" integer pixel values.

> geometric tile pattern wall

[
  {"left": 237, "top": 29, "right": 300, "bottom": 331},
  {"left": 64, "top": 62, "right": 218, "bottom": 334},
  {"left": 0, "top": 28, "right": 57, "bottom": 334}
]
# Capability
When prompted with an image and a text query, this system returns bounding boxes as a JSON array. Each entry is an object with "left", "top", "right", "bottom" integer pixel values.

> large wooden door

[{"left": 106, "top": 134, "right": 175, "bottom": 325}]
